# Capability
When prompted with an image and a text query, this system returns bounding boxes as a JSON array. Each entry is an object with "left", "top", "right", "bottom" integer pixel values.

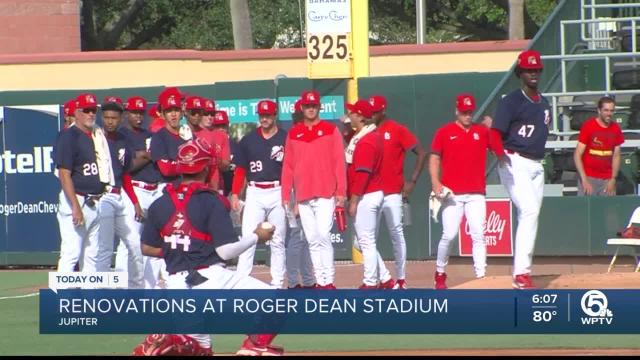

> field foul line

[{"left": 0, "top": 292, "right": 39, "bottom": 301}]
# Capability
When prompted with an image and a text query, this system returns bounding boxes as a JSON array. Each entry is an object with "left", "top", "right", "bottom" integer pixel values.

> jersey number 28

[
  {"left": 250, "top": 160, "right": 263, "bottom": 173},
  {"left": 517, "top": 125, "right": 535, "bottom": 138},
  {"left": 82, "top": 163, "right": 99, "bottom": 176}
]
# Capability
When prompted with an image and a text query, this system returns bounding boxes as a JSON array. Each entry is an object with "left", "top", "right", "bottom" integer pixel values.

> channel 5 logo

[{"left": 580, "top": 290, "right": 613, "bottom": 325}]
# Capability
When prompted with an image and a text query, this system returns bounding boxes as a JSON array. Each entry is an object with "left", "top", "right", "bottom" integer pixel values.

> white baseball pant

[
  {"left": 236, "top": 185, "right": 287, "bottom": 288},
  {"left": 115, "top": 183, "right": 167, "bottom": 289},
  {"left": 352, "top": 236, "right": 392, "bottom": 284},
  {"left": 497, "top": 152, "right": 544, "bottom": 276},
  {"left": 378, "top": 193, "right": 407, "bottom": 280},
  {"left": 93, "top": 192, "right": 144, "bottom": 288},
  {"left": 298, "top": 197, "right": 335, "bottom": 286},
  {"left": 166, "top": 264, "right": 275, "bottom": 348},
  {"left": 436, "top": 194, "right": 487, "bottom": 278},
  {"left": 354, "top": 191, "right": 386, "bottom": 286},
  {"left": 285, "top": 224, "right": 315, "bottom": 287},
  {"left": 56, "top": 191, "right": 101, "bottom": 273}
]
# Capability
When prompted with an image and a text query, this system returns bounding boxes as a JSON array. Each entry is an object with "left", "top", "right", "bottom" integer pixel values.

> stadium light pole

[{"left": 417, "top": 0, "right": 426, "bottom": 44}]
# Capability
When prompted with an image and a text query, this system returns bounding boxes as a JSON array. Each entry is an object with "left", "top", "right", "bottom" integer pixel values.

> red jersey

[
  {"left": 281, "top": 120, "right": 347, "bottom": 203},
  {"left": 578, "top": 118, "right": 624, "bottom": 179},
  {"left": 347, "top": 131, "right": 383, "bottom": 197},
  {"left": 377, "top": 119, "right": 417, "bottom": 195},
  {"left": 431, "top": 122, "right": 500, "bottom": 194}
]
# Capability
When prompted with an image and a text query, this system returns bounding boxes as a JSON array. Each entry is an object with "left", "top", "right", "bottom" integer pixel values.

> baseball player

[
  {"left": 574, "top": 96, "right": 623, "bottom": 196},
  {"left": 369, "top": 95, "right": 427, "bottom": 289},
  {"left": 344, "top": 99, "right": 389, "bottom": 289},
  {"left": 54, "top": 93, "right": 104, "bottom": 272},
  {"left": 143, "top": 88, "right": 189, "bottom": 288},
  {"left": 133, "top": 138, "right": 283, "bottom": 356},
  {"left": 230, "top": 100, "right": 287, "bottom": 288},
  {"left": 285, "top": 99, "right": 316, "bottom": 289},
  {"left": 115, "top": 96, "right": 158, "bottom": 275},
  {"left": 488, "top": 49, "right": 551, "bottom": 289},
  {"left": 62, "top": 99, "right": 76, "bottom": 129},
  {"left": 201, "top": 98, "right": 216, "bottom": 130},
  {"left": 93, "top": 97, "right": 144, "bottom": 288},
  {"left": 281, "top": 90, "right": 347, "bottom": 289},
  {"left": 430, "top": 94, "right": 504, "bottom": 289}
]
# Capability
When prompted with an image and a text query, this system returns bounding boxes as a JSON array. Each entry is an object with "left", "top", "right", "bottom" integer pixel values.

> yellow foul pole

[
  {"left": 347, "top": 0, "right": 369, "bottom": 103},
  {"left": 349, "top": 0, "right": 369, "bottom": 264}
]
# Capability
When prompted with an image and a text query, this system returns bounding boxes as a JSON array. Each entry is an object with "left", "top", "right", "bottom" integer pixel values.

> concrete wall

[{"left": 0, "top": 40, "right": 528, "bottom": 91}]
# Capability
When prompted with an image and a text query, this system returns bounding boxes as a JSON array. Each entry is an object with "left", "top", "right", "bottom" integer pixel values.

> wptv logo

[{"left": 580, "top": 290, "right": 613, "bottom": 325}]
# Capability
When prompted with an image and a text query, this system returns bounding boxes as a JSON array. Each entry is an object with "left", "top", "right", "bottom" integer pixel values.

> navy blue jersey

[
  {"left": 222, "top": 139, "right": 239, "bottom": 196},
  {"left": 235, "top": 128, "right": 286, "bottom": 182},
  {"left": 55, "top": 126, "right": 104, "bottom": 194},
  {"left": 141, "top": 183, "right": 238, "bottom": 274},
  {"left": 120, "top": 127, "right": 162, "bottom": 184},
  {"left": 492, "top": 89, "right": 551, "bottom": 159},
  {"left": 106, "top": 131, "right": 132, "bottom": 189},
  {"left": 150, "top": 128, "right": 186, "bottom": 183}
]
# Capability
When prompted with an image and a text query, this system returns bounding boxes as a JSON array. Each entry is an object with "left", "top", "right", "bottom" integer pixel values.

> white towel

[
  {"left": 345, "top": 124, "right": 376, "bottom": 164},
  {"left": 179, "top": 124, "right": 193, "bottom": 140},
  {"left": 92, "top": 127, "right": 115, "bottom": 187},
  {"left": 429, "top": 186, "right": 454, "bottom": 223}
]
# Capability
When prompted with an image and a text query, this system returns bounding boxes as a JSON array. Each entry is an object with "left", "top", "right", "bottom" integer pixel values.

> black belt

[{"left": 76, "top": 192, "right": 104, "bottom": 207}]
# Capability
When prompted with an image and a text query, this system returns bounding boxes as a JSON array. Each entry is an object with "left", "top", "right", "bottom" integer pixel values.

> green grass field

[{"left": 1, "top": 271, "right": 638, "bottom": 355}]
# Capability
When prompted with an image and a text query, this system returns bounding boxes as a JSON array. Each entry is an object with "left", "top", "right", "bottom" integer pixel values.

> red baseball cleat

[
  {"left": 236, "top": 337, "right": 284, "bottom": 356},
  {"left": 393, "top": 279, "right": 408, "bottom": 289},
  {"left": 378, "top": 278, "right": 395, "bottom": 289},
  {"left": 512, "top": 274, "right": 536, "bottom": 289},
  {"left": 434, "top": 272, "right": 447, "bottom": 290}
]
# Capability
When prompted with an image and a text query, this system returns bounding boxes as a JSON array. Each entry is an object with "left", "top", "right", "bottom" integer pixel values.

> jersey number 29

[
  {"left": 250, "top": 160, "right": 263, "bottom": 173},
  {"left": 518, "top": 125, "right": 535, "bottom": 138}
]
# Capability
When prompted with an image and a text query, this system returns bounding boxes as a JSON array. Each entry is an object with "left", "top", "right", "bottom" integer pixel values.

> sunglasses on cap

[{"left": 82, "top": 108, "right": 97, "bottom": 114}]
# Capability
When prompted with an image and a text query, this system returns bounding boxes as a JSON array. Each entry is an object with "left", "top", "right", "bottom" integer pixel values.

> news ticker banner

[{"left": 40, "top": 289, "right": 640, "bottom": 334}]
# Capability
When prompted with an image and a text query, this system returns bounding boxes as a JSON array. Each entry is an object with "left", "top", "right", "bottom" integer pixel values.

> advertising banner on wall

[
  {"left": 0, "top": 106, "right": 61, "bottom": 252},
  {"left": 458, "top": 199, "right": 513, "bottom": 256}
]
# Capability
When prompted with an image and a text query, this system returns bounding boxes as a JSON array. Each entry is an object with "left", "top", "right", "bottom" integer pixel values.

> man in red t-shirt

[
  {"left": 345, "top": 99, "right": 392, "bottom": 289},
  {"left": 429, "top": 94, "right": 504, "bottom": 289},
  {"left": 574, "top": 96, "right": 624, "bottom": 196},
  {"left": 368, "top": 95, "right": 427, "bottom": 289}
]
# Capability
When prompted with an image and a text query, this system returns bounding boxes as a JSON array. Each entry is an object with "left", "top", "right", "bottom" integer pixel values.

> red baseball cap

[
  {"left": 185, "top": 96, "right": 205, "bottom": 111},
  {"left": 126, "top": 96, "right": 147, "bottom": 112},
  {"left": 257, "top": 100, "right": 277, "bottom": 115},
  {"left": 157, "top": 87, "right": 182, "bottom": 110},
  {"left": 149, "top": 117, "right": 165, "bottom": 133},
  {"left": 212, "top": 110, "right": 229, "bottom": 125},
  {"left": 176, "top": 138, "right": 213, "bottom": 174},
  {"left": 76, "top": 93, "right": 98, "bottom": 110},
  {"left": 158, "top": 93, "right": 181, "bottom": 111},
  {"left": 294, "top": 99, "right": 303, "bottom": 113},
  {"left": 299, "top": 90, "right": 321, "bottom": 106},
  {"left": 368, "top": 95, "right": 387, "bottom": 113},
  {"left": 517, "top": 50, "right": 543, "bottom": 70},
  {"left": 456, "top": 93, "right": 476, "bottom": 112},
  {"left": 148, "top": 104, "right": 159, "bottom": 118},
  {"left": 63, "top": 99, "right": 76, "bottom": 117},
  {"left": 346, "top": 99, "right": 373, "bottom": 118},
  {"left": 204, "top": 99, "right": 216, "bottom": 113}
]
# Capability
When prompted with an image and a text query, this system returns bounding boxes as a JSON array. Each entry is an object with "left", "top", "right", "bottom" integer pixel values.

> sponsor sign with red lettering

[{"left": 459, "top": 199, "right": 513, "bottom": 256}]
